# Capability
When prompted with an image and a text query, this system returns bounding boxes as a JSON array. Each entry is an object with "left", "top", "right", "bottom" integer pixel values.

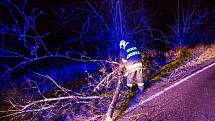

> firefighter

[{"left": 119, "top": 39, "right": 144, "bottom": 93}]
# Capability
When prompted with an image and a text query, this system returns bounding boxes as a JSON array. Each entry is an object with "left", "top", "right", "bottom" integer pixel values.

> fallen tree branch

[
  {"left": 0, "top": 105, "right": 55, "bottom": 119},
  {"left": 94, "top": 68, "right": 119, "bottom": 91},
  {"left": 33, "top": 72, "right": 71, "bottom": 95},
  {"left": 105, "top": 75, "right": 123, "bottom": 121},
  {"left": 19, "top": 95, "right": 101, "bottom": 111}
]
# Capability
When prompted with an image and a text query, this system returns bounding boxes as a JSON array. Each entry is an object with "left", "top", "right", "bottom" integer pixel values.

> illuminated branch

[
  {"left": 2, "top": 0, "right": 52, "bottom": 56},
  {"left": 19, "top": 95, "right": 101, "bottom": 111},
  {"left": 105, "top": 75, "right": 123, "bottom": 121},
  {"left": 94, "top": 67, "right": 119, "bottom": 91},
  {"left": 0, "top": 92, "right": 101, "bottom": 119},
  {"left": 0, "top": 48, "right": 29, "bottom": 59},
  {"left": 33, "top": 72, "right": 72, "bottom": 95},
  {"left": 0, "top": 106, "right": 55, "bottom": 119},
  {"left": 170, "top": 0, "right": 210, "bottom": 49},
  {"left": 0, "top": 55, "right": 119, "bottom": 79},
  {"left": 85, "top": 0, "right": 110, "bottom": 30}
]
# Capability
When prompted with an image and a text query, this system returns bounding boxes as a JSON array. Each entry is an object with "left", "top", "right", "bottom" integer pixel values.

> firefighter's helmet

[{"left": 119, "top": 40, "right": 128, "bottom": 49}]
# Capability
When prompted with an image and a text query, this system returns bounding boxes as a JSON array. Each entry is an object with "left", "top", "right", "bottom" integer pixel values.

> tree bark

[{"left": 105, "top": 76, "right": 123, "bottom": 121}]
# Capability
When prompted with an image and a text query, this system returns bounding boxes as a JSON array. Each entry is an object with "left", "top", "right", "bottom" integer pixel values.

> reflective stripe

[
  {"left": 124, "top": 72, "right": 128, "bottom": 77},
  {"left": 137, "top": 83, "right": 144, "bottom": 87},
  {"left": 126, "top": 51, "right": 140, "bottom": 59},
  {"left": 126, "top": 63, "right": 142, "bottom": 70},
  {"left": 127, "top": 83, "right": 144, "bottom": 87},
  {"left": 127, "top": 84, "right": 133, "bottom": 87},
  {"left": 126, "top": 47, "right": 137, "bottom": 53}
]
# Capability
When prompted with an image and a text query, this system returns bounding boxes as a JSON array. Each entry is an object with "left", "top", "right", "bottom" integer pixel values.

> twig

[
  {"left": 30, "top": 80, "right": 46, "bottom": 99},
  {"left": 33, "top": 72, "right": 71, "bottom": 95},
  {"left": 94, "top": 68, "right": 119, "bottom": 91}
]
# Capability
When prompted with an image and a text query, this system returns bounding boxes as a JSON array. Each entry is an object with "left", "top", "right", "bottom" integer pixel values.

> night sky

[
  {"left": 36, "top": 0, "right": 215, "bottom": 51},
  {"left": 1, "top": 0, "right": 215, "bottom": 57}
]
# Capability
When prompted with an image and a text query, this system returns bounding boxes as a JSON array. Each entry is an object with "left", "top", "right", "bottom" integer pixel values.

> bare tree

[
  {"left": 170, "top": 0, "right": 209, "bottom": 56},
  {"left": 0, "top": 0, "right": 51, "bottom": 58}
]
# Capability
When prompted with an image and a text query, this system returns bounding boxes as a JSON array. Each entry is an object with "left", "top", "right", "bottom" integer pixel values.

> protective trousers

[{"left": 125, "top": 62, "right": 144, "bottom": 91}]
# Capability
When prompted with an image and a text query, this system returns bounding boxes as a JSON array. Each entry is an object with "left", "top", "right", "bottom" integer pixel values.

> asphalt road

[{"left": 122, "top": 63, "right": 215, "bottom": 121}]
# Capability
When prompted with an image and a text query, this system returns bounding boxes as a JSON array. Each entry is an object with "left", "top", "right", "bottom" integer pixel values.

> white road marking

[{"left": 125, "top": 62, "right": 215, "bottom": 113}]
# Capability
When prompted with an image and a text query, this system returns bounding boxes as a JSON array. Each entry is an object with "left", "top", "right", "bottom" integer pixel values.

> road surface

[{"left": 122, "top": 62, "right": 215, "bottom": 121}]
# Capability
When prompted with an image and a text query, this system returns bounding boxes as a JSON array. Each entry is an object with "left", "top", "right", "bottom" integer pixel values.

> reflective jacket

[{"left": 121, "top": 43, "right": 141, "bottom": 65}]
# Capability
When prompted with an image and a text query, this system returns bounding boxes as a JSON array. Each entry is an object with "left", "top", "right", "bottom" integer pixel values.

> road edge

[{"left": 125, "top": 62, "right": 215, "bottom": 114}]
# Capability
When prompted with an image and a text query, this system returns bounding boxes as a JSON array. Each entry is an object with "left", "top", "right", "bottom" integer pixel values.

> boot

[{"left": 130, "top": 83, "right": 138, "bottom": 93}]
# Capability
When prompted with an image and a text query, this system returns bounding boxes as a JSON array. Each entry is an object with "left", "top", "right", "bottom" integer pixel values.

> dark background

[{"left": 0, "top": 0, "right": 215, "bottom": 59}]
